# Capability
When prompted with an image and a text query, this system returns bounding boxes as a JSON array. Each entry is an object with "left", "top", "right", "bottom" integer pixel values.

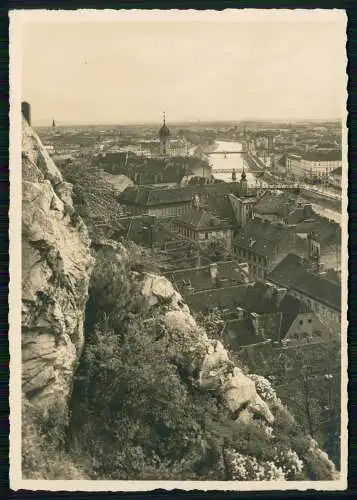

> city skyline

[{"left": 19, "top": 10, "right": 347, "bottom": 126}]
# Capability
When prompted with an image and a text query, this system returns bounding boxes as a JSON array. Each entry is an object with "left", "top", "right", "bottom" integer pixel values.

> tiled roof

[
  {"left": 233, "top": 220, "right": 293, "bottom": 258},
  {"left": 119, "top": 185, "right": 194, "bottom": 206},
  {"left": 286, "top": 204, "right": 315, "bottom": 225},
  {"left": 302, "top": 150, "right": 342, "bottom": 162},
  {"left": 293, "top": 217, "right": 341, "bottom": 246},
  {"left": 175, "top": 207, "right": 232, "bottom": 231},
  {"left": 268, "top": 253, "right": 341, "bottom": 311},
  {"left": 198, "top": 181, "right": 241, "bottom": 196},
  {"left": 254, "top": 191, "right": 299, "bottom": 218},
  {"left": 267, "top": 253, "right": 305, "bottom": 287},
  {"left": 279, "top": 294, "right": 311, "bottom": 338},
  {"left": 201, "top": 193, "right": 239, "bottom": 226},
  {"left": 165, "top": 261, "right": 247, "bottom": 293}
]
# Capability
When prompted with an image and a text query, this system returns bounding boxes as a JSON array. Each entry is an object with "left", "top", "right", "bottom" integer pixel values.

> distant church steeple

[
  {"left": 159, "top": 112, "right": 171, "bottom": 156},
  {"left": 52, "top": 118, "right": 56, "bottom": 128}
]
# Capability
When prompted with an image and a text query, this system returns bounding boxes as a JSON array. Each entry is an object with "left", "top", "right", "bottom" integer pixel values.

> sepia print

[{"left": 9, "top": 9, "right": 348, "bottom": 491}]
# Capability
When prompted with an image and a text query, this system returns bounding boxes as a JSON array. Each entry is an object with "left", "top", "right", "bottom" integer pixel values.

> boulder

[{"left": 140, "top": 274, "right": 274, "bottom": 426}]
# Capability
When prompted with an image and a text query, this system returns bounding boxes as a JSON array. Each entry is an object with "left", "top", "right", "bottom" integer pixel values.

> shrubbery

[{"left": 22, "top": 397, "right": 87, "bottom": 479}]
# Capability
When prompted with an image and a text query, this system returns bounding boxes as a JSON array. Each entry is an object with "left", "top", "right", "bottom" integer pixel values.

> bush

[{"left": 22, "top": 397, "right": 87, "bottom": 480}]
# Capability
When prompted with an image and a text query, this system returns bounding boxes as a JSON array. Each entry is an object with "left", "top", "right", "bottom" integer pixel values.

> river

[
  {"left": 208, "top": 140, "right": 341, "bottom": 225},
  {"left": 207, "top": 140, "right": 261, "bottom": 185}
]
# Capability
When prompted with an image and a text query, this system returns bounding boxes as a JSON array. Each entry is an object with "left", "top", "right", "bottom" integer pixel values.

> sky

[{"left": 19, "top": 12, "right": 347, "bottom": 126}]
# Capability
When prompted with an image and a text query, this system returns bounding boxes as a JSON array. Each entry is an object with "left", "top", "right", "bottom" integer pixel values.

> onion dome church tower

[
  {"left": 159, "top": 112, "right": 171, "bottom": 156},
  {"left": 240, "top": 166, "right": 248, "bottom": 193}
]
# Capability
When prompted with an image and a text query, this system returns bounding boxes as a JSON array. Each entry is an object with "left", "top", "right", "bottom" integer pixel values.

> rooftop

[
  {"left": 254, "top": 191, "right": 300, "bottom": 218},
  {"left": 268, "top": 253, "right": 341, "bottom": 311},
  {"left": 302, "top": 150, "right": 342, "bottom": 162},
  {"left": 165, "top": 261, "right": 248, "bottom": 293},
  {"left": 223, "top": 318, "right": 262, "bottom": 349},
  {"left": 285, "top": 204, "right": 315, "bottom": 225},
  {"left": 201, "top": 193, "right": 240, "bottom": 227},
  {"left": 185, "top": 285, "right": 250, "bottom": 313},
  {"left": 331, "top": 166, "right": 342, "bottom": 176},
  {"left": 119, "top": 185, "right": 194, "bottom": 207},
  {"left": 174, "top": 207, "right": 232, "bottom": 231},
  {"left": 233, "top": 219, "right": 294, "bottom": 258},
  {"left": 293, "top": 216, "right": 341, "bottom": 246}
]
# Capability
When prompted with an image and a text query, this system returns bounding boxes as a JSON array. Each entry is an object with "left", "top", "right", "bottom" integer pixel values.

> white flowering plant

[{"left": 249, "top": 373, "right": 281, "bottom": 404}]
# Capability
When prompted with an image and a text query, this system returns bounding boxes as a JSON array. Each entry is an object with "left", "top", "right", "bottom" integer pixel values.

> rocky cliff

[{"left": 21, "top": 117, "right": 94, "bottom": 408}]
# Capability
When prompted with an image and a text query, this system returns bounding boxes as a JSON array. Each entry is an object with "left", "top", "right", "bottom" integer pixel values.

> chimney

[
  {"left": 250, "top": 312, "right": 264, "bottom": 339},
  {"left": 238, "top": 262, "right": 250, "bottom": 283},
  {"left": 303, "top": 204, "right": 313, "bottom": 218},
  {"left": 21, "top": 101, "right": 31, "bottom": 125},
  {"left": 210, "top": 262, "right": 218, "bottom": 281},
  {"left": 272, "top": 286, "right": 287, "bottom": 306},
  {"left": 192, "top": 193, "right": 200, "bottom": 210},
  {"left": 195, "top": 251, "right": 201, "bottom": 269},
  {"left": 235, "top": 306, "right": 246, "bottom": 320}
]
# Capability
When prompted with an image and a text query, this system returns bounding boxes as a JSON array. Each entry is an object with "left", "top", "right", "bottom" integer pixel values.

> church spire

[{"left": 163, "top": 111, "right": 166, "bottom": 125}]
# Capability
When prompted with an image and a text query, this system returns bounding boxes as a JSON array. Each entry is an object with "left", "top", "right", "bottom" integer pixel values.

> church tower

[
  {"left": 240, "top": 166, "right": 248, "bottom": 194},
  {"left": 159, "top": 112, "right": 171, "bottom": 156}
]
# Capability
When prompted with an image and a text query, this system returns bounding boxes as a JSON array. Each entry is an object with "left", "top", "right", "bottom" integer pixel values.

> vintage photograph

[{"left": 10, "top": 9, "right": 348, "bottom": 491}]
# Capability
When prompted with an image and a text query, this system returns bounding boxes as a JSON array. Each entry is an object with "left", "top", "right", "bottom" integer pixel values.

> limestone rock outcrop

[
  {"left": 21, "top": 118, "right": 94, "bottom": 407},
  {"left": 140, "top": 274, "right": 274, "bottom": 426}
]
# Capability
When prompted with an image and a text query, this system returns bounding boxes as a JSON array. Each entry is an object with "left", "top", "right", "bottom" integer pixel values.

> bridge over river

[
  {"left": 211, "top": 167, "right": 263, "bottom": 174},
  {"left": 204, "top": 150, "right": 246, "bottom": 155}
]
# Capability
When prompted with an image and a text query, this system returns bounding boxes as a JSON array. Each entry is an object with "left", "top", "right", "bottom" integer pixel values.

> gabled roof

[
  {"left": 233, "top": 220, "right": 293, "bottom": 258},
  {"left": 119, "top": 185, "right": 194, "bottom": 206},
  {"left": 268, "top": 253, "right": 341, "bottom": 311},
  {"left": 293, "top": 216, "right": 341, "bottom": 246},
  {"left": 279, "top": 294, "right": 311, "bottom": 338},
  {"left": 174, "top": 207, "right": 232, "bottom": 231},
  {"left": 286, "top": 204, "right": 315, "bottom": 225},
  {"left": 254, "top": 191, "right": 298, "bottom": 218},
  {"left": 202, "top": 193, "right": 240, "bottom": 226}
]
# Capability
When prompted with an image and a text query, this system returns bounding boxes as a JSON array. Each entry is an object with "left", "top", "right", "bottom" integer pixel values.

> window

[
  {"left": 205, "top": 232, "right": 209, "bottom": 240},
  {"left": 299, "top": 320, "right": 303, "bottom": 325},
  {"left": 308, "top": 319, "right": 312, "bottom": 324}
]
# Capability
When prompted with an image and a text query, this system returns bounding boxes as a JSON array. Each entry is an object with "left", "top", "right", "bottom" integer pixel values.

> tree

[{"left": 203, "top": 237, "right": 231, "bottom": 262}]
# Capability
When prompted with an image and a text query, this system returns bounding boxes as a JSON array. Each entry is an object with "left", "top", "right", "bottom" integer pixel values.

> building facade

[
  {"left": 118, "top": 185, "right": 194, "bottom": 216},
  {"left": 286, "top": 151, "right": 342, "bottom": 179},
  {"left": 171, "top": 207, "right": 233, "bottom": 249},
  {"left": 233, "top": 220, "right": 301, "bottom": 280},
  {"left": 269, "top": 253, "right": 341, "bottom": 335}
]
